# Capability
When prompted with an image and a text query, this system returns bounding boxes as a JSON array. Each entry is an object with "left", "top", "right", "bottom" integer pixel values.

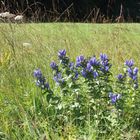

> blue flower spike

[
  {"left": 34, "top": 69, "right": 42, "bottom": 78},
  {"left": 76, "top": 55, "right": 85, "bottom": 67},
  {"left": 109, "top": 92, "right": 121, "bottom": 104},
  {"left": 50, "top": 61, "right": 58, "bottom": 70},
  {"left": 58, "top": 49, "right": 66, "bottom": 59},
  {"left": 117, "top": 74, "right": 124, "bottom": 81},
  {"left": 125, "top": 59, "right": 134, "bottom": 67}
]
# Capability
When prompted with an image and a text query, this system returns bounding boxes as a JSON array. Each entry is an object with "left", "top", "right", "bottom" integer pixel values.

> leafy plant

[{"left": 33, "top": 49, "right": 140, "bottom": 138}]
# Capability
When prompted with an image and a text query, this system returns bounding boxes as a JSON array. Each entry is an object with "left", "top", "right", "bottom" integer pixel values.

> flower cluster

[
  {"left": 76, "top": 56, "right": 85, "bottom": 67},
  {"left": 58, "top": 49, "right": 69, "bottom": 66},
  {"left": 53, "top": 72, "right": 64, "bottom": 84},
  {"left": 33, "top": 49, "right": 139, "bottom": 105},
  {"left": 100, "top": 53, "right": 112, "bottom": 73},
  {"left": 58, "top": 49, "right": 66, "bottom": 59},
  {"left": 86, "top": 57, "right": 100, "bottom": 78},
  {"left": 109, "top": 92, "right": 121, "bottom": 104},
  {"left": 117, "top": 73, "right": 124, "bottom": 81},
  {"left": 33, "top": 69, "right": 50, "bottom": 90},
  {"left": 32, "top": 49, "right": 140, "bottom": 138},
  {"left": 50, "top": 61, "right": 58, "bottom": 71},
  {"left": 75, "top": 54, "right": 112, "bottom": 80},
  {"left": 125, "top": 59, "right": 138, "bottom": 88}
]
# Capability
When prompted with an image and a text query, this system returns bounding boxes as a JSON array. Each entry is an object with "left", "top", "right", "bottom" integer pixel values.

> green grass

[{"left": 0, "top": 23, "right": 140, "bottom": 140}]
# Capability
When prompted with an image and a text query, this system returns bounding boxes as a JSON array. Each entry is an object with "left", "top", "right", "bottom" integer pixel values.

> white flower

[
  {"left": 0, "top": 12, "right": 15, "bottom": 18},
  {"left": 23, "top": 43, "right": 32, "bottom": 47},
  {"left": 0, "top": 12, "right": 8, "bottom": 17},
  {"left": 14, "top": 15, "right": 23, "bottom": 21}
]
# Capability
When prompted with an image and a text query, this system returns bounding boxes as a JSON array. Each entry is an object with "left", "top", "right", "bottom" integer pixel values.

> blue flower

[
  {"left": 127, "top": 67, "right": 133, "bottom": 74},
  {"left": 100, "top": 64, "right": 111, "bottom": 72},
  {"left": 127, "top": 68, "right": 133, "bottom": 79},
  {"left": 133, "top": 67, "right": 138, "bottom": 75},
  {"left": 89, "top": 57, "right": 100, "bottom": 66},
  {"left": 81, "top": 69, "right": 87, "bottom": 78},
  {"left": 104, "top": 66, "right": 110, "bottom": 72},
  {"left": 74, "top": 71, "right": 79, "bottom": 80},
  {"left": 69, "top": 62, "right": 74, "bottom": 70},
  {"left": 127, "top": 67, "right": 138, "bottom": 81},
  {"left": 100, "top": 54, "right": 111, "bottom": 73},
  {"left": 132, "top": 75, "right": 137, "bottom": 81},
  {"left": 117, "top": 74, "right": 124, "bottom": 81},
  {"left": 44, "top": 82, "right": 50, "bottom": 90},
  {"left": 86, "top": 63, "right": 92, "bottom": 72},
  {"left": 53, "top": 73, "right": 64, "bottom": 83},
  {"left": 109, "top": 92, "right": 121, "bottom": 104},
  {"left": 36, "top": 76, "right": 46, "bottom": 85},
  {"left": 126, "top": 67, "right": 138, "bottom": 88},
  {"left": 34, "top": 69, "right": 42, "bottom": 78},
  {"left": 50, "top": 61, "right": 57, "bottom": 70},
  {"left": 100, "top": 53, "right": 108, "bottom": 61},
  {"left": 76, "top": 55, "right": 85, "bottom": 67},
  {"left": 34, "top": 69, "right": 50, "bottom": 91},
  {"left": 132, "top": 68, "right": 138, "bottom": 80},
  {"left": 125, "top": 59, "right": 134, "bottom": 67},
  {"left": 93, "top": 71, "right": 98, "bottom": 78},
  {"left": 101, "top": 60, "right": 109, "bottom": 66},
  {"left": 58, "top": 49, "right": 66, "bottom": 58}
]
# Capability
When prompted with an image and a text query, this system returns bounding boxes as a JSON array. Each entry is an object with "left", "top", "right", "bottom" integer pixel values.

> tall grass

[{"left": 0, "top": 23, "right": 140, "bottom": 139}]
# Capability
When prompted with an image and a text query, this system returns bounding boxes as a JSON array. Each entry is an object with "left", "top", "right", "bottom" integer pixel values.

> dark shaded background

[{"left": 0, "top": 0, "right": 140, "bottom": 22}]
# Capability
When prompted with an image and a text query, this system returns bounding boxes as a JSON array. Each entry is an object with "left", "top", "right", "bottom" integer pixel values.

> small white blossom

[
  {"left": 14, "top": 15, "right": 23, "bottom": 21},
  {"left": 0, "top": 12, "right": 15, "bottom": 18},
  {"left": 23, "top": 43, "right": 32, "bottom": 47}
]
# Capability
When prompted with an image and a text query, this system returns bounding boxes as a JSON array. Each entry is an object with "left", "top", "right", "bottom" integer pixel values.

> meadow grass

[{"left": 0, "top": 23, "right": 140, "bottom": 140}]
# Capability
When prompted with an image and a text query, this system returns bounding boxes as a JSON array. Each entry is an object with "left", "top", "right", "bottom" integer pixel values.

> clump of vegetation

[{"left": 33, "top": 49, "right": 140, "bottom": 139}]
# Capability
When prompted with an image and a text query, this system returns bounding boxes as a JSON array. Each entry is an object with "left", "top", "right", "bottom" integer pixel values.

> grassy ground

[{"left": 0, "top": 23, "right": 140, "bottom": 139}]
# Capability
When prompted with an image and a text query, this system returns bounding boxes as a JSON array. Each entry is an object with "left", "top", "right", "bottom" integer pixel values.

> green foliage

[{"left": 33, "top": 49, "right": 140, "bottom": 140}]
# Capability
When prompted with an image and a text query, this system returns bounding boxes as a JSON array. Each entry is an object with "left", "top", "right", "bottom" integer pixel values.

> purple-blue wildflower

[
  {"left": 93, "top": 71, "right": 98, "bottom": 78},
  {"left": 100, "top": 53, "right": 108, "bottom": 61},
  {"left": 53, "top": 73, "right": 64, "bottom": 83},
  {"left": 86, "top": 63, "right": 92, "bottom": 72},
  {"left": 58, "top": 49, "right": 66, "bottom": 58},
  {"left": 126, "top": 66, "right": 138, "bottom": 88},
  {"left": 100, "top": 54, "right": 111, "bottom": 72},
  {"left": 100, "top": 63, "right": 111, "bottom": 72},
  {"left": 109, "top": 92, "right": 121, "bottom": 104},
  {"left": 44, "top": 82, "right": 50, "bottom": 89},
  {"left": 133, "top": 67, "right": 138, "bottom": 75},
  {"left": 89, "top": 57, "right": 100, "bottom": 66},
  {"left": 81, "top": 69, "right": 87, "bottom": 78},
  {"left": 76, "top": 55, "right": 85, "bottom": 67},
  {"left": 50, "top": 61, "right": 57, "bottom": 70},
  {"left": 69, "top": 62, "right": 74, "bottom": 70},
  {"left": 34, "top": 69, "right": 42, "bottom": 78},
  {"left": 117, "top": 74, "right": 124, "bottom": 81},
  {"left": 104, "top": 66, "right": 110, "bottom": 72},
  {"left": 127, "top": 67, "right": 138, "bottom": 81},
  {"left": 125, "top": 59, "right": 134, "bottom": 67},
  {"left": 34, "top": 69, "right": 50, "bottom": 90},
  {"left": 74, "top": 71, "right": 79, "bottom": 80}
]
